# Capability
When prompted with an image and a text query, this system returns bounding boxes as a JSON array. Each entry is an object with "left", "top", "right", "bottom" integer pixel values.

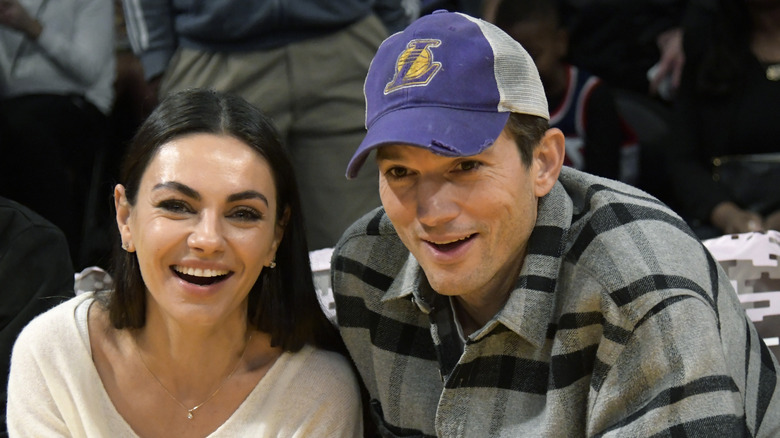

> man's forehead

[{"left": 375, "top": 144, "right": 487, "bottom": 161}]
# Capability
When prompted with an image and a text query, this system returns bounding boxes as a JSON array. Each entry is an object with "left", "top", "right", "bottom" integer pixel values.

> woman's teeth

[{"left": 173, "top": 266, "right": 229, "bottom": 277}]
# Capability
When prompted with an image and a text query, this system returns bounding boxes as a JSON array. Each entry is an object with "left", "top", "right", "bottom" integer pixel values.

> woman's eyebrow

[
  {"left": 152, "top": 182, "right": 269, "bottom": 207},
  {"left": 153, "top": 181, "right": 200, "bottom": 200},
  {"left": 227, "top": 190, "right": 268, "bottom": 207}
]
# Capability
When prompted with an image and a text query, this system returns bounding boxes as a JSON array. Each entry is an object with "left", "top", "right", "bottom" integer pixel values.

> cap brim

[{"left": 346, "top": 106, "right": 510, "bottom": 179}]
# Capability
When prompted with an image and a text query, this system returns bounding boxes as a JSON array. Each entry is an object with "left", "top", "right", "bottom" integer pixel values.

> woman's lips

[{"left": 171, "top": 266, "right": 233, "bottom": 286}]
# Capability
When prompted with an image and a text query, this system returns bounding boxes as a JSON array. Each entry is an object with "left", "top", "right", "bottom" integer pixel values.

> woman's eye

[
  {"left": 157, "top": 199, "right": 194, "bottom": 214},
  {"left": 229, "top": 207, "right": 262, "bottom": 222}
]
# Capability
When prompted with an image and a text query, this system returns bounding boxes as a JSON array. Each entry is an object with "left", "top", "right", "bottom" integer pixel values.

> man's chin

[{"left": 423, "top": 272, "right": 473, "bottom": 298}]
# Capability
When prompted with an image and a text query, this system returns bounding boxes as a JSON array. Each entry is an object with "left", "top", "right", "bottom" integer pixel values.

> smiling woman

[{"left": 6, "top": 89, "right": 363, "bottom": 437}]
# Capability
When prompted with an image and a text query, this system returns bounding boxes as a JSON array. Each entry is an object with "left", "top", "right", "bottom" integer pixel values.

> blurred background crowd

[{"left": 3, "top": 0, "right": 778, "bottom": 273}]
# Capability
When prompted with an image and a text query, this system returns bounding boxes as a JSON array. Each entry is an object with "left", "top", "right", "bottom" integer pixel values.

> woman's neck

[{"left": 135, "top": 309, "right": 252, "bottom": 386}]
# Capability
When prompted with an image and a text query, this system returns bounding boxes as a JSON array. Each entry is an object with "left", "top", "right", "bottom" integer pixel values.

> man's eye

[
  {"left": 157, "top": 199, "right": 194, "bottom": 214},
  {"left": 387, "top": 167, "right": 410, "bottom": 178},
  {"left": 457, "top": 161, "right": 481, "bottom": 172}
]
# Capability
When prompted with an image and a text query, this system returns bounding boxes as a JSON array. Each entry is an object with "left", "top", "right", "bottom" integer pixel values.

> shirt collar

[
  {"left": 380, "top": 252, "right": 436, "bottom": 313},
  {"left": 495, "top": 180, "right": 571, "bottom": 346}
]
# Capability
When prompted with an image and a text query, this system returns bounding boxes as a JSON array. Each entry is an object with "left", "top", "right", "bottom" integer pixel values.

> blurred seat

[{"left": 703, "top": 231, "right": 780, "bottom": 359}]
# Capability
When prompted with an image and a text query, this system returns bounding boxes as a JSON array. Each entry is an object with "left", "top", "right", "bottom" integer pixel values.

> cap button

[{"left": 432, "top": 9, "right": 449, "bottom": 14}]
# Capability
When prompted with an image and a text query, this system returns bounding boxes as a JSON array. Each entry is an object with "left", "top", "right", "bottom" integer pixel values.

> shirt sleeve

[
  {"left": 121, "top": 0, "right": 176, "bottom": 80},
  {"left": 35, "top": 0, "right": 114, "bottom": 86},
  {"left": 372, "top": 0, "right": 408, "bottom": 34},
  {"left": 6, "top": 319, "right": 72, "bottom": 437},
  {"left": 588, "top": 291, "right": 780, "bottom": 436}
]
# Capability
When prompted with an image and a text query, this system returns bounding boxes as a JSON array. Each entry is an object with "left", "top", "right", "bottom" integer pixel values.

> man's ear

[
  {"left": 532, "top": 128, "right": 565, "bottom": 197},
  {"left": 114, "top": 184, "right": 135, "bottom": 252}
]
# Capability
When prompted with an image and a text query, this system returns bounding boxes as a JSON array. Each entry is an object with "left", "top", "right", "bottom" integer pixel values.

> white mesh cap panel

[{"left": 461, "top": 13, "right": 549, "bottom": 120}]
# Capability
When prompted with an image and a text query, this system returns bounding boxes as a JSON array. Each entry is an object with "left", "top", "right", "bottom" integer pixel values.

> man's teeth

[
  {"left": 174, "top": 266, "right": 229, "bottom": 277},
  {"left": 434, "top": 235, "right": 471, "bottom": 245}
]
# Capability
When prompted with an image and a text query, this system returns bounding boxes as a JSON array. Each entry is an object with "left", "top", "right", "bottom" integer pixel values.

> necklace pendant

[{"left": 187, "top": 411, "right": 194, "bottom": 420}]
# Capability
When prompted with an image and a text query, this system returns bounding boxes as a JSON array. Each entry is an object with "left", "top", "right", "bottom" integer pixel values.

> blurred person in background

[
  {"left": 493, "top": 0, "right": 639, "bottom": 184},
  {"left": 669, "top": 0, "right": 780, "bottom": 237},
  {"left": 482, "top": 0, "right": 687, "bottom": 100},
  {"left": 122, "top": 0, "right": 411, "bottom": 251},
  {"left": 0, "top": 0, "right": 114, "bottom": 268},
  {"left": 0, "top": 196, "right": 74, "bottom": 437}
]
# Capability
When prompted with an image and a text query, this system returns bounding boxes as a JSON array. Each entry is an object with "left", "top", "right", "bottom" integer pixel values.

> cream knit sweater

[{"left": 7, "top": 293, "right": 362, "bottom": 437}]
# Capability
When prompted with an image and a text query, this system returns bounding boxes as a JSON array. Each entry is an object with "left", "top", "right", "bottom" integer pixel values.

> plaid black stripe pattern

[{"left": 332, "top": 167, "right": 780, "bottom": 437}]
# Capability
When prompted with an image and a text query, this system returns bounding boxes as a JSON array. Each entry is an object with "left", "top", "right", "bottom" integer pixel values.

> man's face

[{"left": 377, "top": 127, "right": 556, "bottom": 309}]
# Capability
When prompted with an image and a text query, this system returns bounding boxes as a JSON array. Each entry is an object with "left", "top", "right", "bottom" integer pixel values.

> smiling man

[{"left": 331, "top": 10, "right": 780, "bottom": 438}]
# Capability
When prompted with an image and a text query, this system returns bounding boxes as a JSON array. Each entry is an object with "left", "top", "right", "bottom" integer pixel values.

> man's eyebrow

[
  {"left": 153, "top": 181, "right": 200, "bottom": 200},
  {"left": 376, "top": 147, "right": 402, "bottom": 161},
  {"left": 227, "top": 190, "right": 268, "bottom": 207}
]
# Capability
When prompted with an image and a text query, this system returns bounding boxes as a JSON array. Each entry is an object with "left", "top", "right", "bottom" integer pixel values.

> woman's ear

[
  {"left": 532, "top": 128, "right": 565, "bottom": 198},
  {"left": 114, "top": 184, "right": 135, "bottom": 252}
]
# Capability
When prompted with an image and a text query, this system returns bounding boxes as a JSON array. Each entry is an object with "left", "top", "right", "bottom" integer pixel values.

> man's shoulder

[
  {"left": 556, "top": 169, "right": 721, "bottom": 310},
  {"left": 558, "top": 168, "right": 686, "bottom": 233},
  {"left": 334, "top": 207, "right": 406, "bottom": 257},
  {"left": 331, "top": 207, "right": 409, "bottom": 293}
]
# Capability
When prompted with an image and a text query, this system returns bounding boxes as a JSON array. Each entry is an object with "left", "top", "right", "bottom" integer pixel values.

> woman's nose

[{"left": 187, "top": 213, "right": 225, "bottom": 254}]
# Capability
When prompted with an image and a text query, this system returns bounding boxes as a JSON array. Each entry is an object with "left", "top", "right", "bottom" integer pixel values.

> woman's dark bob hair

[{"left": 105, "top": 88, "right": 341, "bottom": 353}]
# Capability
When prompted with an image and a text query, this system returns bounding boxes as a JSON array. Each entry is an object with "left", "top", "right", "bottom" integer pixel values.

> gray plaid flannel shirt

[{"left": 332, "top": 167, "right": 780, "bottom": 437}]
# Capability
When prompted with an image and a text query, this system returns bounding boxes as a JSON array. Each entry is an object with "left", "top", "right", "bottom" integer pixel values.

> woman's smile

[{"left": 171, "top": 265, "right": 233, "bottom": 286}]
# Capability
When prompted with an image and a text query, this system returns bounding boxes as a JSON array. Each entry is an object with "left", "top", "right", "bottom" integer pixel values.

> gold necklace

[{"left": 135, "top": 333, "right": 252, "bottom": 420}]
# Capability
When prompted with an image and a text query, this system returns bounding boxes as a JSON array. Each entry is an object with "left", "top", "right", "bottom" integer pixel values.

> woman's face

[{"left": 115, "top": 133, "right": 285, "bottom": 327}]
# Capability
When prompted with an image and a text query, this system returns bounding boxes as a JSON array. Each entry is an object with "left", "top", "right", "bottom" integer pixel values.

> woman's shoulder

[
  {"left": 282, "top": 344, "right": 360, "bottom": 393},
  {"left": 222, "top": 344, "right": 362, "bottom": 437},
  {"left": 297, "top": 344, "right": 354, "bottom": 371},
  {"left": 13, "top": 293, "right": 94, "bottom": 354}
]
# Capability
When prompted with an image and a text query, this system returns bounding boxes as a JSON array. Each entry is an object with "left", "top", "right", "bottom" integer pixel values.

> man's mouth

[
  {"left": 427, "top": 234, "right": 476, "bottom": 252},
  {"left": 172, "top": 266, "right": 232, "bottom": 286}
]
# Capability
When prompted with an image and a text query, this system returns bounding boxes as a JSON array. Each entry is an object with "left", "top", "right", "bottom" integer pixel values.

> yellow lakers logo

[{"left": 384, "top": 39, "right": 443, "bottom": 94}]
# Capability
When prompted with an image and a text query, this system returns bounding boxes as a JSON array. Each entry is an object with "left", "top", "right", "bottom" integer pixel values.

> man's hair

[{"left": 506, "top": 112, "right": 550, "bottom": 167}]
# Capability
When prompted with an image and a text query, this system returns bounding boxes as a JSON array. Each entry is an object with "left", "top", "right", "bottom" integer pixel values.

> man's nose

[{"left": 416, "top": 177, "right": 460, "bottom": 228}]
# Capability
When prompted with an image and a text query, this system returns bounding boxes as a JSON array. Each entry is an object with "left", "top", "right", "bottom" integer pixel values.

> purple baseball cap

[{"left": 346, "top": 10, "right": 549, "bottom": 179}]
